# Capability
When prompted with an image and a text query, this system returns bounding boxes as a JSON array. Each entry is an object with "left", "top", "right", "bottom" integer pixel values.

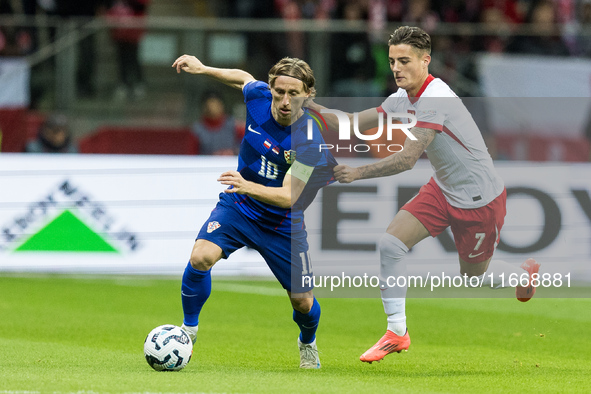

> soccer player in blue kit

[{"left": 172, "top": 54, "right": 337, "bottom": 368}]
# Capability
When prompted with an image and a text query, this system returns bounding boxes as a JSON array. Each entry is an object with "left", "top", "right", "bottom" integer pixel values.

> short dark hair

[
  {"left": 388, "top": 26, "right": 431, "bottom": 55},
  {"left": 268, "top": 57, "right": 316, "bottom": 97}
]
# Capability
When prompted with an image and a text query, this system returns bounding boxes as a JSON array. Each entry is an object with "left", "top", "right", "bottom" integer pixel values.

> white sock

[
  {"left": 379, "top": 233, "right": 409, "bottom": 336},
  {"left": 478, "top": 259, "right": 527, "bottom": 289},
  {"left": 383, "top": 298, "right": 407, "bottom": 336}
]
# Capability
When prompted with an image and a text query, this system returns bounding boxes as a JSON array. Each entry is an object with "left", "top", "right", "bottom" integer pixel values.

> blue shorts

[{"left": 197, "top": 195, "right": 313, "bottom": 293}]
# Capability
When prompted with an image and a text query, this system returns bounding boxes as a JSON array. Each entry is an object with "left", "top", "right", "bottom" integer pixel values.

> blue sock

[
  {"left": 293, "top": 297, "right": 321, "bottom": 344},
  {"left": 181, "top": 261, "right": 211, "bottom": 327}
]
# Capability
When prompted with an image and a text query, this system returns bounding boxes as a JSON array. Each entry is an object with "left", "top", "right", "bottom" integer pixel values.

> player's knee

[
  {"left": 378, "top": 234, "right": 391, "bottom": 255},
  {"left": 189, "top": 250, "right": 217, "bottom": 271},
  {"left": 378, "top": 233, "right": 408, "bottom": 259},
  {"left": 292, "top": 298, "right": 313, "bottom": 314},
  {"left": 290, "top": 292, "right": 313, "bottom": 313}
]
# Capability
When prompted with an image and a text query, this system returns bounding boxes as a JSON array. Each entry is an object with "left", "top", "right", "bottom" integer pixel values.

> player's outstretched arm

[
  {"left": 217, "top": 165, "right": 309, "bottom": 208},
  {"left": 306, "top": 101, "right": 381, "bottom": 136},
  {"left": 172, "top": 54, "right": 255, "bottom": 90},
  {"left": 335, "top": 127, "right": 436, "bottom": 183}
]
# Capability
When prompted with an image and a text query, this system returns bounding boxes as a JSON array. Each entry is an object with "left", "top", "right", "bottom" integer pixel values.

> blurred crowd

[
  {"left": 3, "top": 0, "right": 591, "bottom": 59},
  {"left": 2, "top": 0, "right": 591, "bottom": 159},
  {"left": 0, "top": 0, "right": 149, "bottom": 99},
  {"left": 202, "top": 0, "right": 591, "bottom": 96},
  {"left": 210, "top": 0, "right": 589, "bottom": 57},
  {"left": 2, "top": 0, "right": 591, "bottom": 98}
]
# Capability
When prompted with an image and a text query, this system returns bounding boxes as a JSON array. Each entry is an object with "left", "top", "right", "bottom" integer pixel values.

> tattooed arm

[{"left": 334, "top": 127, "right": 436, "bottom": 183}]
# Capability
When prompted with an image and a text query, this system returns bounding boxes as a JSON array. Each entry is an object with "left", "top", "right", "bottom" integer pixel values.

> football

[{"left": 144, "top": 324, "right": 193, "bottom": 371}]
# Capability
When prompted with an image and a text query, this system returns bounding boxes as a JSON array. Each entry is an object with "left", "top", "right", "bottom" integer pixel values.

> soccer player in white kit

[{"left": 331, "top": 26, "right": 541, "bottom": 363}]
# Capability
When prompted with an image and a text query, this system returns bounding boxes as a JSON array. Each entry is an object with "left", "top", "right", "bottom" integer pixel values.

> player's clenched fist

[
  {"left": 334, "top": 165, "right": 360, "bottom": 184},
  {"left": 172, "top": 54, "right": 206, "bottom": 74}
]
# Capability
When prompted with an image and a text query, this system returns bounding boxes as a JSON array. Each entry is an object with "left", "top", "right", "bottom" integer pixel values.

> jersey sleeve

[
  {"left": 291, "top": 117, "right": 322, "bottom": 168},
  {"left": 290, "top": 114, "right": 337, "bottom": 214},
  {"left": 414, "top": 101, "right": 445, "bottom": 132},
  {"left": 243, "top": 80, "right": 271, "bottom": 103},
  {"left": 378, "top": 92, "right": 401, "bottom": 114}
]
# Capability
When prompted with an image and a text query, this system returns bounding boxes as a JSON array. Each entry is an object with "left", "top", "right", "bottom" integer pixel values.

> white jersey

[{"left": 380, "top": 75, "right": 504, "bottom": 209}]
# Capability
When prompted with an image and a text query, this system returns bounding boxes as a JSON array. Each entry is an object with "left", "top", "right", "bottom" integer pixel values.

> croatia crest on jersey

[
  {"left": 284, "top": 149, "right": 296, "bottom": 164},
  {"left": 207, "top": 221, "right": 221, "bottom": 233}
]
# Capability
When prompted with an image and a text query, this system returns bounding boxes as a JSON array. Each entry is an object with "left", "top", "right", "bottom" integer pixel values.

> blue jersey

[{"left": 224, "top": 80, "right": 337, "bottom": 232}]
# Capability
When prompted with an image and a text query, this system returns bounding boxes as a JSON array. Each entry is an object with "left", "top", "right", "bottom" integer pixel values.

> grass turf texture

[{"left": 0, "top": 275, "right": 589, "bottom": 393}]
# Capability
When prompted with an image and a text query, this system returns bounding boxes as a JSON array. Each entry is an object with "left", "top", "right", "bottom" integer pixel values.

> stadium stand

[
  {"left": 79, "top": 126, "right": 199, "bottom": 155},
  {"left": 0, "top": 109, "right": 27, "bottom": 152}
]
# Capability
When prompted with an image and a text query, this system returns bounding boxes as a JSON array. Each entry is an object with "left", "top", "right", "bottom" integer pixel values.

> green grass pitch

[{"left": 0, "top": 275, "right": 590, "bottom": 393}]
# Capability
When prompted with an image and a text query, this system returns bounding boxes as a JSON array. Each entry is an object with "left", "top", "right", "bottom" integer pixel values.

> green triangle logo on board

[{"left": 14, "top": 209, "right": 119, "bottom": 253}]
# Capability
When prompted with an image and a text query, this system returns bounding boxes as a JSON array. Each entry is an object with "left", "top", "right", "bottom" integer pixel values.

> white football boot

[
  {"left": 181, "top": 324, "right": 198, "bottom": 345},
  {"left": 298, "top": 338, "right": 321, "bottom": 369}
]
